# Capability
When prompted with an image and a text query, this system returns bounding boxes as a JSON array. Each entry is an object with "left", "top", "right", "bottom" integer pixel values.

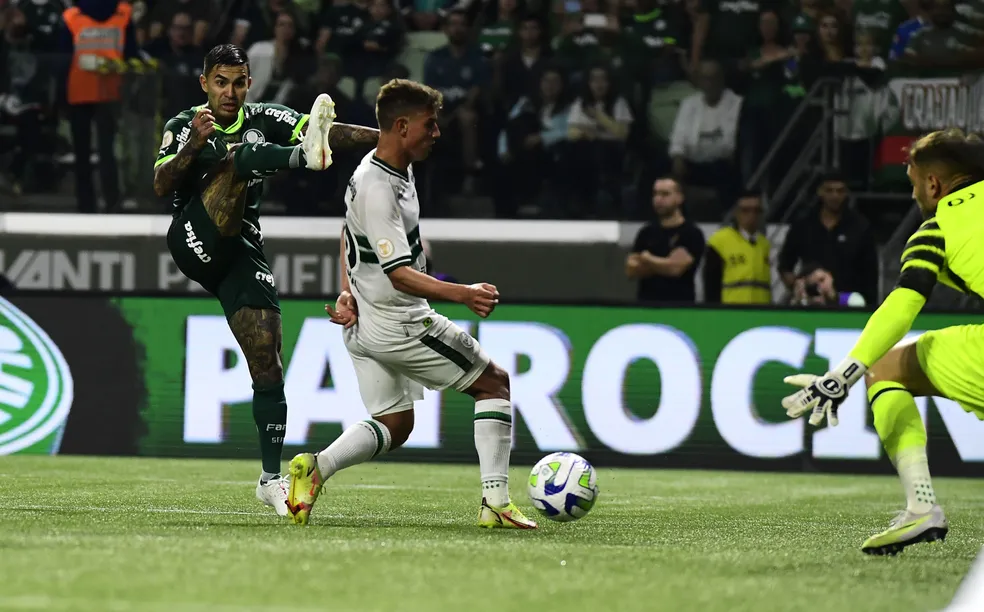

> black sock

[{"left": 253, "top": 382, "right": 288, "bottom": 475}]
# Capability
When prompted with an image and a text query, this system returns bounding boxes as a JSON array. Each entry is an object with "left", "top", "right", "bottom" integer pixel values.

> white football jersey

[{"left": 343, "top": 150, "right": 432, "bottom": 347}]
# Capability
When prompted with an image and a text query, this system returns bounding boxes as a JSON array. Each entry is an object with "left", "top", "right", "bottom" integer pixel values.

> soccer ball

[{"left": 527, "top": 452, "right": 599, "bottom": 522}]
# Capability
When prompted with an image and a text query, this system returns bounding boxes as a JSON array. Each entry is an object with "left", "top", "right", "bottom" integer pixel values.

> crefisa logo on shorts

[
  {"left": 0, "top": 297, "right": 74, "bottom": 455},
  {"left": 184, "top": 221, "right": 212, "bottom": 263}
]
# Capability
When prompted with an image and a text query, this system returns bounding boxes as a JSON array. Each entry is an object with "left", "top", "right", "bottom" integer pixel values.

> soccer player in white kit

[{"left": 285, "top": 79, "right": 537, "bottom": 530}]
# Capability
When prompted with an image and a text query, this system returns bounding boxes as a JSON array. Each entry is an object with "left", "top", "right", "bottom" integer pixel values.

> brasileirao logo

[{"left": 0, "top": 297, "right": 74, "bottom": 455}]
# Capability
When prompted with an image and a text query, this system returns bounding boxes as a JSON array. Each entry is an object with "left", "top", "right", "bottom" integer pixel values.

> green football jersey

[
  {"left": 853, "top": 0, "right": 907, "bottom": 57},
  {"left": 155, "top": 102, "right": 308, "bottom": 248}
]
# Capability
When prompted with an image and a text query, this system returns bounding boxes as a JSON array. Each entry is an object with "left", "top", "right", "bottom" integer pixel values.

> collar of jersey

[{"left": 195, "top": 105, "right": 246, "bottom": 134}]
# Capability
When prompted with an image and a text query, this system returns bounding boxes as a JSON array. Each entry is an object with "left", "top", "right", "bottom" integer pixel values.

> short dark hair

[
  {"left": 203, "top": 44, "right": 249, "bottom": 78},
  {"left": 445, "top": 8, "right": 469, "bottom": 24},
  {"left": 375, "top": 79, "right": 443, "bottom": 130},
  {"left": 908, "top": 128, "right": 984, "bottom": 181},
  {"left": 654, "top": 176, "right": 682, "bottom": 193},
  {"left": 818, "top": 170, "right": 847, "bottom": 187}
]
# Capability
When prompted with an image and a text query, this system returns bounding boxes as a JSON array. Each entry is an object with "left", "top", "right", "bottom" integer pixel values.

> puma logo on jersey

[{"left": 184, "top": 221, "right": 212, "bottom": 263}]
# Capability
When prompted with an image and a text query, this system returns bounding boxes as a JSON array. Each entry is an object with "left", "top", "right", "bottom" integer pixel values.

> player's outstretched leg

[
  {"left": 287, "top": 408, "right": 413, "bottom": 525},
  {"left": 230, "top": 94, "right": 336, "bottom": 178},
  {"left": 464, "top": 363, "right": 536, "bottom": 530},
  {"left": 228, "top": 307, "right": 292, "bottom": 517},
  {"left": 861, "top": 341, "right": 948, "bottom": 555}
]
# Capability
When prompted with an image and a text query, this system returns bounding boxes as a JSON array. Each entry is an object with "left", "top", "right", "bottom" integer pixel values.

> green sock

[
  {"left": 869, "top": 381, "right": 936, "bottom": 512},
  {"left": 233, "top": 142, "right": 305, "bottom": 179},
  {"left": 253, "top": 381, "right": 288, "bottom": 475}
]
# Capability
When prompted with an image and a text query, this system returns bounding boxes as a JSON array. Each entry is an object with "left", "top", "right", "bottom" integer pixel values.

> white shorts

[{"left": 344, "top": 313, "right": 490, "bottom": 416}]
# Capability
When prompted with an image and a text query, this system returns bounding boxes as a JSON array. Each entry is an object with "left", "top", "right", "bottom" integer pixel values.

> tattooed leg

[
  {"left": 229, "top": 307, "right": 287, "bottom": 475},
  {"left": 200, "top": 152, "right": 247, "bottom": 237}
]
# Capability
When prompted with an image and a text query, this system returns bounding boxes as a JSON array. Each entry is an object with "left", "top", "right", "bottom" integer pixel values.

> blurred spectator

[
  {"left": 234, "top": 0, "right": 305, "bottom": 49},
  {"left": 147, "top": 0, "right": 211, "bottom": 47},
  {"left": 681, "top": 0, "right": 708, "bottom": 74},
  {"left": 626, "top": 176, "right": 705, "bottom": 303},
  {"left": 954, "top": 0, "right": 984, "bottom": 43},
  {"left": 703, "top": 193, "right": 771, "bottom": 305},
  {"left": 496, "top": 15, "right": 550, "bottom": 112},
  {"left": 704, "top": 0, "right": 779, "bottom": 76},
  {"left": 669, "top": 59, "right": 742, "bottom": 214},
  {"left": 247, "top": 10, "right": 312, "bottom": 104},
  {"left": 0, "top": 5, "right": 49, "bottom": 194},
  {"left": 901, "top": 0, "right": 976, "bottom": 70},
  {"left": 787, "top": 0, "right": 821, "bottom": 27},
  {"left": 423, "top": 9, "right": 490, "bottom": 196},
  {"left": 777, "top": 172, "right": 879, "bottom": 306},
  {"left": 553, "top": 0, "right": 610, "bottom": 85},
  {"left": 478, "top": 0, "right": 521, "bottom": 57},
  {"left": 352, "top": 0, "right": 405, "bottom": 92},
  {"left": 817, "top": 10, "right": 850, "bottom": 63},
  {"left": 739, "top": 9, "right": 791, "bottom": 176},
  {"left": 889, "top": 0, "right": 929, "bottom": 60},
  {"left": 11, "top": 0, "right": 65, "bottom": 53},
  {"left": 290, "top": 53, "right": 374, "bottom": 125},
  {"left": 622, "top": 0, "right": 688, "bottom": 88},
  {"left": 834, "top": 30, "right": 897, "bottom": 189},
  {"left": 316, "top": 0, "right": 369, "bottom": 54},
  {"left": 496, "top": 64, "right": 570, "bottom": 217},
  {"left": 145, "top": 12, "right": 205, "bottom": 120},
  {"left": 852, "top": 0, "right": 906, "bottom": 59},
  {"left": 567, "top": 63, "right": 632, "bottom": 217},
  {"left": 59, "top": 0, "right": 140, "bottom": 213}
]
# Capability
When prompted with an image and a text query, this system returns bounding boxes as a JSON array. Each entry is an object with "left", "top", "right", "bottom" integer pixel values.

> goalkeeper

[{"left": 782, "top": 129, "right": 984, "bottom": 555}]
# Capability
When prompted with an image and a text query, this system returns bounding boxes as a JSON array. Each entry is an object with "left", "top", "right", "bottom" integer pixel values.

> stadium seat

[{"left": 398, "top": 32, "right": 449, "bottom": 82}]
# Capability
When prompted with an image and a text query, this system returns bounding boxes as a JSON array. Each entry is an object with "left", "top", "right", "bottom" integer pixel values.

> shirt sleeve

[
  {"left": 848, "top": 287, "right": 927, "bottom": 367},
  {"left": 679, "top": 225, "right": 706, "bottom": 262},
  {"left": 702, "top": 245, "right": 723, "bottom": 303},
  {"left": 155, "top": 115, "right": 189, "bottom": 169},
  {"left": 613, "top": 97, "right": 634, "bottom": 124},
  {"left": 362, "top": 181, "right": 415, "bottom": 274},
  {"left": 261, "top": 103, "right": 310, "bottom": 145},
  {"left": 631, "top": 226, "right": 647, "bottom": 253},
  {"left": 896, "top": 218, "right": 944, "bottom": 299}
]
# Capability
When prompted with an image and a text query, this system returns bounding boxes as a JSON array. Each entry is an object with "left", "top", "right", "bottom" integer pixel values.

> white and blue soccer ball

[{"left": 527, "top": 452, "right": 599, "bottom": 522}]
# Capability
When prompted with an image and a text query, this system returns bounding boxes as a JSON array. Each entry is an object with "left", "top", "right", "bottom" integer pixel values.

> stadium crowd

[
  {"left": 0, "top": 0, "right": 981, "bottom": 307},
  {"left": 0, "top": 0, "right": 981, "bottom": 216}
]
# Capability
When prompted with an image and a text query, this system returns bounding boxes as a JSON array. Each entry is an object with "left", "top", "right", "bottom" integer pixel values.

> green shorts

[
  {"left": 917, "top": 324, "right": 984, "bottom": 420},
  {"left": 166, "top": 199, "right": 279, "bottom": 319}
]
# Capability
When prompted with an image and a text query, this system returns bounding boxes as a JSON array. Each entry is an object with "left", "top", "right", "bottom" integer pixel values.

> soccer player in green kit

[
  {"left": 153, "top": 44, "right": 379, "bottom": 517},
  {"left": 782, "top": 128, "right": 984, "bottom": 555}
]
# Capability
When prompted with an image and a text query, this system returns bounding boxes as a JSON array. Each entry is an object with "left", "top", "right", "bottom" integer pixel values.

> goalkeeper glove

[{"left": 781, "top": 357, "right": 866, "bottom": 427}]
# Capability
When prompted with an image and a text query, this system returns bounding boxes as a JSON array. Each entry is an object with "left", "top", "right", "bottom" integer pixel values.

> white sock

[
  {"left": 474, "top": 398, "right": 512, "bottom": 507},
  {"left": 316, "top": 419, "right": 391, "bottom": 479},
  {"left": 896, "top": 447, "right": 937, "bottom": 514},
  {"left": 260, "top": 471, "right": 280, "bottom": 483}
]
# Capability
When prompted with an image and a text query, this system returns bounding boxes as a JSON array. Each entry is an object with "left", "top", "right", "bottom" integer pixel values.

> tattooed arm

[
  {"left": 153, "top": 108, "right": 213, "bottom": 197},
  {"left": 328, "top": 123, "right": 380, "bottom": 152},
  {"left": 153, "top": 140, "right": 204, "bottom": 197}
]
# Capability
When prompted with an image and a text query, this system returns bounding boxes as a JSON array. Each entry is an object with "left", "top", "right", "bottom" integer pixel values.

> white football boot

[
  {"left": 302, "top": 93, "right": 336, "bottom": 171},
  {"left": 255, "top": 475, "right": 291, "bottom": 517}
]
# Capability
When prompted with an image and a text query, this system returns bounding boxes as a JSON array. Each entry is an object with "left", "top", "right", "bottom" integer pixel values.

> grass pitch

[{"left": 0, "top": 457, "right": 979, "bottom": 612}]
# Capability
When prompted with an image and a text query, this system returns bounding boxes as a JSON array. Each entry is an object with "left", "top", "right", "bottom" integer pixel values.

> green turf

[{"left": 0, "top": 457, "right": 979, "bottom": 612}]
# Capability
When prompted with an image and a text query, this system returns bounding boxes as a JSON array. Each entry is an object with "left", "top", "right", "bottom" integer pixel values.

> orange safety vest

[{"left": 63, "top": 2, "right": 133, "bottom": 105}]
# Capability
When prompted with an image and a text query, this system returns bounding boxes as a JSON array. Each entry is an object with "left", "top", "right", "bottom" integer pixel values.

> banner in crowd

[
  {"left": 3, "top": 295, "right": 982, "bottom": 475},
  {"left": 878, "top": 75, "right": 984, "bottom": 174}
]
